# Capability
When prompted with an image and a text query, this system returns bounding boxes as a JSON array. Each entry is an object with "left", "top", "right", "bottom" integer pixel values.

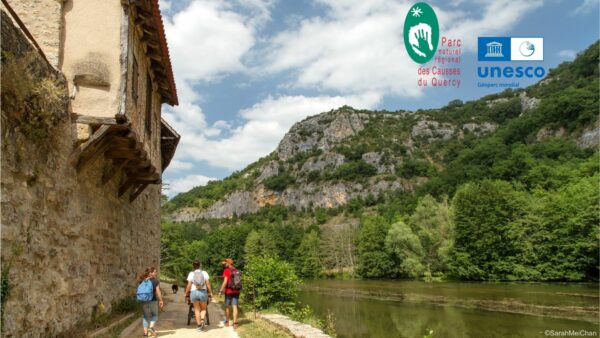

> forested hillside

[{"left": 161, "top": 41, "right": 599, "bottom": 282}]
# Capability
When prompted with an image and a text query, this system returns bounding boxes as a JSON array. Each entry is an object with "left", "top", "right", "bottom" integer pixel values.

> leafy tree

[
  {"left": 449, "top": 180, "right": 528, "bottom": 280},
  {"left": 529, "top": 175, "right": 599, "bottom": 280},
  {"left": 408, "top": 195, "right": 453, "bottom": 273},
  {"left": 356, "top": 216, "right": 395, "bottom": 278},
  {"left": 385, "top": 219, "right": 424, "bottom": 278},
  {"left": 242, "top": 256, "right": 301, "bottom": 310},
  {"left": 294, "top": 230, "right": 322, "bottom": 278},
  {"left": 244, "top": 229, "right": 278, "bottom": 263}
]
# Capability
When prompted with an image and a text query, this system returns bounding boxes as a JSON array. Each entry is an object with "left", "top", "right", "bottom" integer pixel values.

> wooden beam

[
  {"left": 130, "top": 183, "right": 149, "bottom": 202},
  {"left": 130, "top": 172, "right": 160, "bottom": 181},
  {"left": 141, "top": 35, "right": 159, "bottom": 49},
  {"left": 77, "top": 140, "right": 113, "bottom": 173},
  {"left": 70, "top": 124, "right": 115, "bottom": 170},
  {"left": 105, "top": 151, "right": 142, "bottom": 160},
  {"left": 118, "top": 177, "right": 136, "bottom": 197},
  {"left": 72, "top": 114, "right": 118, "bottom": 125},
  {"left": 133, "top": 16, "right": 146, "bottom": 26},
  {"left": 71, "top": 124, "right": 111, "bottom": 158},
  {"left": 102, "top": 159, "right": 129, "bottom": 185}
]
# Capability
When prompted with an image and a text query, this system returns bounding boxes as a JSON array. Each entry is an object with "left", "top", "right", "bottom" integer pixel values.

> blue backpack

[{"left": 136, "top": 279, "right": 154, "bottom": 302}]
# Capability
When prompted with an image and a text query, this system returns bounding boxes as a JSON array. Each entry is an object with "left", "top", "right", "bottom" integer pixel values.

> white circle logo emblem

[{"left": 519, "top": 41, "right": 535, "bottom": 57}]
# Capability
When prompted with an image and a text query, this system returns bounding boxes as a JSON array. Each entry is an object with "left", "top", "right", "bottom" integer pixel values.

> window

[
  {"left": 132, "top": 56, "right": 138, "bottom": 102},
  {"left": 145, "top": 73, "right": 152, "bottom": 133}
]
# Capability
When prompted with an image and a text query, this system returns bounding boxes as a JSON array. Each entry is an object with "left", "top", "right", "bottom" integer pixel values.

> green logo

[{"left": 404, "top": 2, "right": 439, "bottom": 64}]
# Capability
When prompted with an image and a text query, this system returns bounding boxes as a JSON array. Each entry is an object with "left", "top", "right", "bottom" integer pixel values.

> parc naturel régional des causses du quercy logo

[{"left": 404, "top": 2, "right": 439, "bottom": 64}]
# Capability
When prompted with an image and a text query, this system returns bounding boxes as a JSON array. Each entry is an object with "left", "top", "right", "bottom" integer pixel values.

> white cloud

[
  {"left": 163, "top": 0, "right": 263, "bottom": 104},
  {"left": 166, "top": 160, "right": 194, "bottom": 172},
  {"left": 167, "top": 174, "right": 217, "bottom": 195},
  {"left": 443, "top": 0, "right": 544, "bottom": 51},
  {"left": 262, "top": 1, "right": 419, "bottom": 97},
  {"left": 163, "top": 93, "right": 381, "bottom": 171},
  {"left": 572, "top": 0, "right": 599, "bottom": 15},
  {"left": 159, "top": 0, "right": 171, "bottom": 11},
  {"left": 558, "top": 49, "right": 577, "bottom": 60},
  {"left": 260, "top": 0, "right": 543, "bottom": 97}
]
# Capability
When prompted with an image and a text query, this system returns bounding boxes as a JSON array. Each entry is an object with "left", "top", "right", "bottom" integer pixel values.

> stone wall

[
  {"left": 5, "top": 0, "right": 62, "bottom": 68},
  {"left": 1, "top": 10, "right": 161, "bottom": 337}
]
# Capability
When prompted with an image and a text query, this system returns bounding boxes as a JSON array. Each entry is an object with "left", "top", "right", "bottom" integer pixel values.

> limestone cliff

[{"left": 166, "top": 41, "right": 599, "bottom": 222}]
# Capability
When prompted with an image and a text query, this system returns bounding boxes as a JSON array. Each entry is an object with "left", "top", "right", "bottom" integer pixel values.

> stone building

[{"left": 1, "top": 0, "right": 180, "bottom": 336}]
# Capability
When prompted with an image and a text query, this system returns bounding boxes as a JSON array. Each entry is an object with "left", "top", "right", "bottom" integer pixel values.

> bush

[
  {"left": 242, "top": 256, "right": 301, "bottom": 309},
  {"left": 326, "top": 160, "right": 377, "bottom": 181},
  {"left": 396, "top": 159, "right": 435, "bottom": 178},
  {"left": 263, "top": 172, "right": 295, "bottom": 191}
]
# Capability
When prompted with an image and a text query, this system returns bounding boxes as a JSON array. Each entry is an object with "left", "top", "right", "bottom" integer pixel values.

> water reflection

[{"left": 298, "top": 280, "right": 599, "bottom": 338}]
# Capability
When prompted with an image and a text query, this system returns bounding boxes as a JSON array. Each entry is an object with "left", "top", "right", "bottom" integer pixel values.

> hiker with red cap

[{"left": 218, "top": 258, "right": 242, "bottom": 329}]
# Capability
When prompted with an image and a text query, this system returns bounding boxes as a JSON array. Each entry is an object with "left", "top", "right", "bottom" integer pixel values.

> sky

[{"left": 157, "top": 0, "right": 600, "bottom": 197}]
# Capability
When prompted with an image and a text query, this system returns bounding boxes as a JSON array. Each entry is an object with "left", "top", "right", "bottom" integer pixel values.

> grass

[
  {"left": 236, "top": 317, "right": 292, "bottom": 338},
  {"left": 95, "top": 313, "right": 139, "bottom": 338},
  {"left": 55, "top": 297, "right": 141, "bottom": 338}
]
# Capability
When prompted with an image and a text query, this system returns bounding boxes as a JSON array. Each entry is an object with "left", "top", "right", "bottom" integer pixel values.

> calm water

[{"left": 298, "top": 280, "right": 599, "bottom": 338}]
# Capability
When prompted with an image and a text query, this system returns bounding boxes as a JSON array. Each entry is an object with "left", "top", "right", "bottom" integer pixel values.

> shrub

[
  {"left": 326, "top": 160, "right": 377, "bottom": 181},
  {"left": 242, "top": 256, "right": 301, "bottom": 310},
  {"left": 263, "top": 172, "right": 295, "bottom": 191},
  {"left": 396, "top": 159, "right": 435, "bottom": 178}
]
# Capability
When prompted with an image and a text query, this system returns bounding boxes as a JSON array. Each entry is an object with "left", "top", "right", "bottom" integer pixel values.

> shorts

[
  {"left": 190, "top": 289, "right": 208, "bottom": 303},
  {"left": 225, "top": 293, "right": 239, "bottom": 306}
]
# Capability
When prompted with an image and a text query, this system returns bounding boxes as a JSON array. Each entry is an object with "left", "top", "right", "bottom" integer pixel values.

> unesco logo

[
  {"left": 477, "top": 36, "right": 545, "bottom": 79},
  {"left": 478, "top": 37, "right": 544, "bottom": 61}
]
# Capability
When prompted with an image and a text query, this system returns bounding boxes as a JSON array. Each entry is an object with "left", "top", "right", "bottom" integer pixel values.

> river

[{"left": 298, "top": 280, "right": 599, "bottom": 338}]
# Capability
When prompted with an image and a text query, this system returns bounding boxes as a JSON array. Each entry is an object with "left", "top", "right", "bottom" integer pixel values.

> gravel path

[{"left": 120, "top": 283, "right": 239, "bottom": 338}]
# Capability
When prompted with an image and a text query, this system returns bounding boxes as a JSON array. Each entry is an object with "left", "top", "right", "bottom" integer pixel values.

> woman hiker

[
  {"left": 185, "top": 260, "right": 213, "bottom": 331},
  {"left": 136, "top": 267, "right": 164, "bottom": 337}
]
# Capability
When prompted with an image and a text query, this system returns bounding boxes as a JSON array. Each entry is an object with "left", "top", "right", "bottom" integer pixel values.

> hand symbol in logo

[{"left": 412, "top": 29, "right": 432, "bottom": 57}]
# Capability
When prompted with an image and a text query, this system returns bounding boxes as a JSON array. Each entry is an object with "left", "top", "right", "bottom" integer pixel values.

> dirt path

[{"left": 120, "top": 283, "right": 239, "bottom": 338}]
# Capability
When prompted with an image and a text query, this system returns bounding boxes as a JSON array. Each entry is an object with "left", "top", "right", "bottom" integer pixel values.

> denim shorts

[
  {"left": 190, "top": 289, "right": 208, "bottom": 302},
  {"left": 225, "top": 293, "right": 239, "bottom": 306}
]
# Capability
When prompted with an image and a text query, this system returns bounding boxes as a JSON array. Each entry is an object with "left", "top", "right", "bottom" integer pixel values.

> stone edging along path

[{"left": 261, "top": 314, "right": 330, "bottom": 338}]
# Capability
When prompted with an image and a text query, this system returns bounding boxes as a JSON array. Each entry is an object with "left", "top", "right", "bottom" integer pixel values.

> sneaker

[{"left": 197, "top": 320, "right": 205, "bottom": 332}]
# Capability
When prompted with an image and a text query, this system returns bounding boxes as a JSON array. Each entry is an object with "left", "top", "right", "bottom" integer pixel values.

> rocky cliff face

[
  {"left": 170, "top": 107, "right": 500, "bottom": 221},
  {"left": 167, "top": 42, "right": 600, "bottom": 221}
]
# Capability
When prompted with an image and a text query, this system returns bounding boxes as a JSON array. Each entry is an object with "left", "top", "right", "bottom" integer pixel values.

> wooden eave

[
  {"left": 128, "top": 0, "right": 178, "bottom": 106},
  {"left": 160, "top": 118, "right": 180, "bottom": 171},
  {"left": 71, "top": 114, "right": 160, "bottom": 202}
]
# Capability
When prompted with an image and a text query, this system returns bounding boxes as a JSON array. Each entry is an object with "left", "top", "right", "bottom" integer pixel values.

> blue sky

[{"left": 157, "top": 0, "right": 599, "bottom": 196}]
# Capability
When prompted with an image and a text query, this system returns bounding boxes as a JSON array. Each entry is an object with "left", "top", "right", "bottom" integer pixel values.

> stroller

[{"left": 186, "top": 296, "right": 210, "bottom": 326}]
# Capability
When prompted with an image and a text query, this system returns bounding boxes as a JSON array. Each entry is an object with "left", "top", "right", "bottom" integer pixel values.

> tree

[
  {"left": 385, "top": 219, "right": 424, "bottom": 278},
  {"left": 320, "top": 222, "right": 356, "bottom": 274},
  {"left": 242, "top": 256, "right": 301, "bottom": 310},
  {"left": 408, "top": 195, "right": 453, "bottom": 273},
  {"left": 244, "top": 229, "right": 278, "bottom": 263},
  {"left": 356, "top": 216, "right": 395, "bottom": 278},
  {"left": 529, "top": 175, "right": 599, "bottom": 280},
  {"left": 294, "top": 230, "right": 322, "bottom": 278},
  {"left": 449, "top": 180, "right": 528, "bottom": 280}
]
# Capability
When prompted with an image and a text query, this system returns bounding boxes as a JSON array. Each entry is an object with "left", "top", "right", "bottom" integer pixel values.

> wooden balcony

[{"left": 70, "top": 114, "right": 159, "bottom": 202}]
